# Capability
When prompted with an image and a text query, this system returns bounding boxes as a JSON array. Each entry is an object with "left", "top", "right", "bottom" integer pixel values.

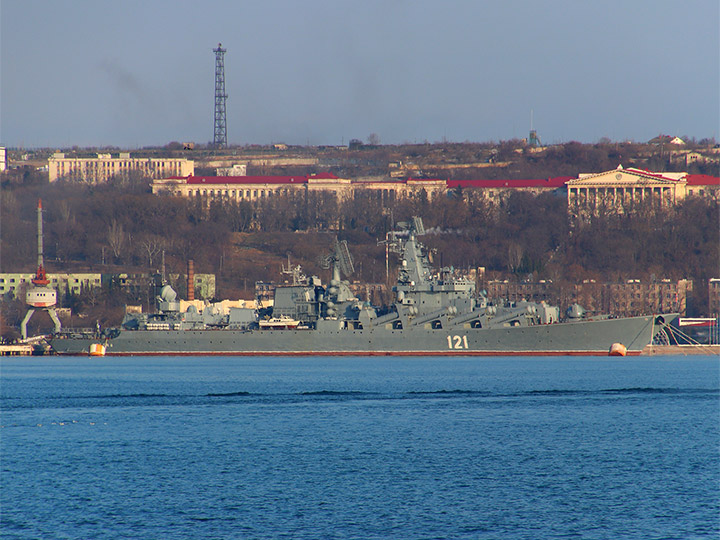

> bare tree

[
  {"left": 507, "top": 243, "right": 524, "bottom": 273},
  {"left": 142, "top": 236, "right": 164, "bottom": 269},
  {"left": 58, "top": 200, "right": 72, "bottom": 223},
  {"left": 108, "top": 219, "right": 125, "bottom": 261}
]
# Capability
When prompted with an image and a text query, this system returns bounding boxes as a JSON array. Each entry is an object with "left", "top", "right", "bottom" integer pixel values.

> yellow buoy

[
  {"left": 609, "top": 342, "right": 627, "bottom": 356},
  {"left": 89, "top": 343, "right": 106, "bottom": 357}
]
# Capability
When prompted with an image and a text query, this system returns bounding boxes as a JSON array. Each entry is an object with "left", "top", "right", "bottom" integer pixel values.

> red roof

[
  {"left": 447, "top": 177, "right": 572, "bottom": 189},
  {"left": 686, "top": 174, "right": 720, "bottom": 186},
  {"left": 623, "top": 167, "right": 685, "bottom": 182},
  {"left": 179, "top": 172, "right": 341, "bottom": 185},
  {"left": 353, "top": 178, "right": 414, "bottom": 184},
  {"left": 308, "top": 172, "right": 340, "bottom": 180},
  {"left": 186, "top": 175, "right": 309, "bottom": 185},
  {"left": 169, "top": 173, "right": 719, "bottom": 189}
]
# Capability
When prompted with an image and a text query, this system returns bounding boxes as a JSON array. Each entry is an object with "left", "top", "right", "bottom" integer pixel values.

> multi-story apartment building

[
  {"left": 113, "top": 273, "right": 215, "bottom": 301},
  {"left": 486, "top": 278, "right": 694, "bottom": 317},
  {"left": 0, "top": 273, "right": 102, "bottom": 297},
  {"left": 48, "top": 152, "right": 194, "bottom": 183},
  {"left": 0, "top": 272, "right": 215, "bottom": 302},
  {"left": 709, "top": 279, "right": 720, "bottom": 315}
]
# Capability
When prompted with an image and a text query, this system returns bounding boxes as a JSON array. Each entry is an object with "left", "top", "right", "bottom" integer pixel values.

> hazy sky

[{"left": 1, "top": 0, "right": 718, "bottom": 148}]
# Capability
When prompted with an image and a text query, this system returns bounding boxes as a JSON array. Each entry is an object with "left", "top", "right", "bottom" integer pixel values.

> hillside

[{"left": 1, "top": 140, "right": 718, "bottom": 337}]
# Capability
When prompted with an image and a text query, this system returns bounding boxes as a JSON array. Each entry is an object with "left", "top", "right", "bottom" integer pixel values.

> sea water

[{"left": 1, "top": 356, "right": 718, "bottom": 540}]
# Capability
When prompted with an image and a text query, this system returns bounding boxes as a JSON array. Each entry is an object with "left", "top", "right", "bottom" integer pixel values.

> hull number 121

[{"left": 447, "top": 335, "right": 469, "bottom": 349}]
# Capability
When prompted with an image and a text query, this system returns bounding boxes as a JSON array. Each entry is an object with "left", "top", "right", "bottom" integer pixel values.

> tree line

[{"left": 1, "top": 172, "right": 717, "bottom": 331}]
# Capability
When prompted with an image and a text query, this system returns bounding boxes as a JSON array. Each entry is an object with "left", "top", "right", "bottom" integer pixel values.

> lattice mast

[{"left": 213, "top": 43, "right": 228, "bottom": 148}]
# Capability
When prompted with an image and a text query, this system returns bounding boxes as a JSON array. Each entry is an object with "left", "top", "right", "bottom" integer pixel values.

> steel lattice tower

[{"left": 213, "top": 43, "right": 228, "bottom": 148}]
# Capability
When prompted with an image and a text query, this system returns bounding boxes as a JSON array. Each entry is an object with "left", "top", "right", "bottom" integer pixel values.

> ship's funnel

[{"left": 187, "top": 260, "right": 195, "bottom": 301}]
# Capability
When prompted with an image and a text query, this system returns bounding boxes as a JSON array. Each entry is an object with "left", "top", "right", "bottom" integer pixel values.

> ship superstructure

[{"left": 49, "top": 218, "right": 674, "bottom": 356}]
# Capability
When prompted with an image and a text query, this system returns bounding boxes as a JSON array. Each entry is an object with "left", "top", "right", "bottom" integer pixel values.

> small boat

[{"left": 259, "top": 316, "right": 300, "bottom": 330}]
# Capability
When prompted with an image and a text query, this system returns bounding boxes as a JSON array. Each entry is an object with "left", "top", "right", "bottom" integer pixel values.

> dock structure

[{"left": 0, "top": 344, "right": 35, "bottom": 356}]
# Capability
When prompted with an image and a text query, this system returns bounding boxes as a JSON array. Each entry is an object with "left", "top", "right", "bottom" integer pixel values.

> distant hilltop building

[
  {"left": 153, "top": 173, "right": 451, "bottom": 203},
  {"left": 215, "top": 163, "right": 247, "bottom": 176},
  {"left": 153, "top": 167, "right": 718, "bottom": 212},
  {"left": 648, "top": 135, "right": 686, "bottom": 146},
  {"left": 48, "top": 152, "right": 194, "bottom": 183},
  {"left": 567, "top": 165, "right": 719, "bottom": 218}
]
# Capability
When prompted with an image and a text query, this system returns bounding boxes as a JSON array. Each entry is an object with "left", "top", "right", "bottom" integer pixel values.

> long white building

[{"left": 48, "top": 152, "right": 194, "bottom": 183}]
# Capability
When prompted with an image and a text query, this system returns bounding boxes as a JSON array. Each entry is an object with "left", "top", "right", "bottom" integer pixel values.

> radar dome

[{"left": 160, "top": 285, "right": 177, "bottom": 302}]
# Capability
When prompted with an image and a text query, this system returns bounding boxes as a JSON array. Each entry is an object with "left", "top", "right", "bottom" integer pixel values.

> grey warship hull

[
  {"left": 49, "top": 314, "right": 665, "bottom": 356},
  {"left": 48, "top": 218, "right": 673, "bottom": 357}
]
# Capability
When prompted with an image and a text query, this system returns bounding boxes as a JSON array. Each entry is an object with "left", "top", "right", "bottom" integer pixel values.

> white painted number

[{"left": 446, "top": 335, "right": 469, "bottom": 349}]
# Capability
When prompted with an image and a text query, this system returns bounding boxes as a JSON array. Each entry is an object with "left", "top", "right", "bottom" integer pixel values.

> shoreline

[{"left": 642, "top": 345, "right": 720, "bottom": 356}]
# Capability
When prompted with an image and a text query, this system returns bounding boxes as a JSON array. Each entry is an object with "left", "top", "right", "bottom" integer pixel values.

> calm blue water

[{"left": 1, "top": 356, "right": 718, "bottom": 540}]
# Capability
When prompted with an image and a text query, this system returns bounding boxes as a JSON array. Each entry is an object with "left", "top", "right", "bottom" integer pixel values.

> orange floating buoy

[
  {"left": 89, "top": 343, "right": 106, "bottom": 357},
  {"left": 609, "top": 342, "right": 627, "bottom": 356}
]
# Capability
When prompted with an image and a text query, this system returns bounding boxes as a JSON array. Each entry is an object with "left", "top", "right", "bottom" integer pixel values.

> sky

[{"left": 1, "top": 0, "right": 718, "bottom": 148}]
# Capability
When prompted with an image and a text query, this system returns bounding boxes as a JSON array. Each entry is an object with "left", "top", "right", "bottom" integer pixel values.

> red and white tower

[{"left": 21, "top": 199, "right": 61, "bottom": 340}]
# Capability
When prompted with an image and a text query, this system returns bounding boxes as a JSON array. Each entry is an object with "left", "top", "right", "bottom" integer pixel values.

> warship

[{"left": 49, "top": 218, "right": 675, "bottom": 356}]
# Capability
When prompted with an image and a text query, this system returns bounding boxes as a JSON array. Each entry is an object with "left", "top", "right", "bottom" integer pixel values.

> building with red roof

[
  {"left": 567, "top": 165, "right": 719, "bottom": 218},
  {"left": 152, "top": 166, "right": 718, "bottom": 210}
]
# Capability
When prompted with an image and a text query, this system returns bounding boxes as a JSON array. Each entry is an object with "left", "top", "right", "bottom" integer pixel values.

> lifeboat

[
  {"left": 608, "top": 342, "right": 627, "bottom": 356},
  {"left": 259, "top": 316, "right": 300, "bottom": 330}
]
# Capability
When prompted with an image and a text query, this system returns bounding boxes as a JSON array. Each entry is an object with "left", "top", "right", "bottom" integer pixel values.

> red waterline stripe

[{"left": 62, "top": 350, "right": 642, "bottom": 357}]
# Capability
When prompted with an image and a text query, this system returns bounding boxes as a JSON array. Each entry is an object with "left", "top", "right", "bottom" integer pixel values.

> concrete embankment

[{"left": 642, "top": 345, "right": 720, "bottom": 356}]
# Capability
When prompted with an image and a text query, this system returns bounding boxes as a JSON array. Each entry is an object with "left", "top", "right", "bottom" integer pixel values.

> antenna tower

[
  {"left": 213, "top": 43, "right": 228, "bottom": 148},
  {"left": 528, "top": 109, "right": 541, "bottom": 147}
]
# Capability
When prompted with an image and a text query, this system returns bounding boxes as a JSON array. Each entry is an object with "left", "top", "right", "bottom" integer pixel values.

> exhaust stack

[{"left": 187, "top": 260, "right": 195, "bottom": 301}]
